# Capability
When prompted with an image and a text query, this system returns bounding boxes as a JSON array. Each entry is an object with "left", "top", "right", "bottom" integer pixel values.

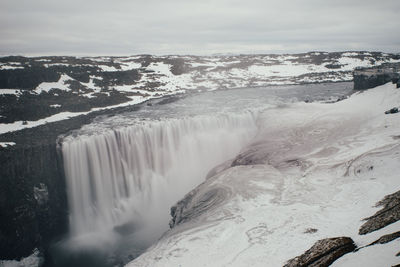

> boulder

[
  {"left": 359, "top": 190, "right": 400, "bottom": 235},
  {"left": 385, "top": 107, "right": 399, "bottom": 114},
  {"left": 284, "top": 237, "right": 356, "bottom": 267}
]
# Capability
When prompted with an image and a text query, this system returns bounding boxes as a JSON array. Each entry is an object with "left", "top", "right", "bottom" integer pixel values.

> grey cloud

[{"left": 0, "top": 0, "right": 399, "bottom": 55}]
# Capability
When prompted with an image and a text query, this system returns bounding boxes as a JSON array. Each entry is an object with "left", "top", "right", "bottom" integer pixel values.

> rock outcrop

[
  {"left": 385, "top": 107, "right": 399, "bottom": 114},
  {"left": 359, "top": 190, "right": 400, "bottom": 235},
  {"left": 284, "top": 237, "right": 356, "bottom": 267},
  {"left": 369, "top": 231, "right": 400, "bottom": 246},
  {"left": 353, "top": 63, "right": 400, "bottom": 90}
]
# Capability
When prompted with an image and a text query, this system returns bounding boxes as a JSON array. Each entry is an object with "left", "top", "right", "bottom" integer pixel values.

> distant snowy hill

[{"left": 0, "top": 51, "right": 399, "bottom": 134}]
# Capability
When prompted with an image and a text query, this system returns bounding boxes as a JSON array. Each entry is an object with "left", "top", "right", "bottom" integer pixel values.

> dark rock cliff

[
  {"left": 0, "top": 142, "right": 68, "bottom": 260},
  {"left": 0, "top": 113, "right": 101, "bottom": 260},
  {"left": 353, "top": 63, "right": 400, "bottom": 90}
]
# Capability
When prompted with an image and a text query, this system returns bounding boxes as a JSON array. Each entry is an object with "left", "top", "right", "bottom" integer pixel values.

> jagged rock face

[
  {"left": 359, "top": 190, "right": 400, "bottom": 235},
  {"left": 284, "top": 237, "right": 356, "bottom": 267},
  {"left": 0, "top": 143, "right": 68, "bottom": 260}
]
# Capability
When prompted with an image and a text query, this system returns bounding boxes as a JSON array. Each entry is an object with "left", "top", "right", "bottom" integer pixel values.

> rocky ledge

[
  {"left": 284, "top": 237, "right": 356, "bottom": 267},
  {"left": 353, "top": 62, "right": 400, "bottom": 90},
  {"left": 359, "top": 190, "right": 400, "bottom": 235}
]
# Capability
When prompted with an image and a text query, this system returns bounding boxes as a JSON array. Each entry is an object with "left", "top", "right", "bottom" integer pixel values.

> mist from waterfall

[{"left": 61, "top": 111, "right": 257, "bottom": 251}]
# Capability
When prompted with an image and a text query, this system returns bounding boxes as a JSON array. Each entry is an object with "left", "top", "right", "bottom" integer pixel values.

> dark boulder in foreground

[
  {"left": 359, "top": 190, "right": 400, "bottom": 235},
  {"left": 385, "top": 107, "right": 399, "bottom": 114},
  {"left": 284, "top": 237, "right": 356, "bottom": 267}
]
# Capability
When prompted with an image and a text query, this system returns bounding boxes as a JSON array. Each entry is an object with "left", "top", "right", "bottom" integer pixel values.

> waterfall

[{"left": 61, "top": 111, "right": 258, "bottom": 239}]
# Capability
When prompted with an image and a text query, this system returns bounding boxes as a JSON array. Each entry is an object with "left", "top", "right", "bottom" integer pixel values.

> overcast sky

[{"left": 1, "top": 0, "right": 399, "bottom": 56}]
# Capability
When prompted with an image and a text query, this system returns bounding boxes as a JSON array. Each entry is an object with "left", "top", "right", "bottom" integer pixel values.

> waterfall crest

[{"left": 62, "top": 111, "right": 258, "bottom": 237}]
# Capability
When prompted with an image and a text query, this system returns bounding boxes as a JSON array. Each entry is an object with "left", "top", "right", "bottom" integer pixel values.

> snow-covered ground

[
  {"left": 127, "top": 82, "right": 400, "bottom": 267},
  {"left": 0, "top": 51, "right": 399, "bottom": 135}
]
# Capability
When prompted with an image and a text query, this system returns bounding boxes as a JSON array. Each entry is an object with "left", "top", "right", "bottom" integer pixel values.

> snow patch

[
  {"left": 119, "top": 61, "right": 142, "bottom": 70},
  {"left": 0, "top": 89, "right": 22, "bottom": 95},
  {"left": 35, "top": 74, "right": 73, "bottom": 94},
  {"left": 43, "top": 63, "right": 71, "bottom": 68},
  {"left": 0, "top": 65, "right": 25, "bottom": 70},
  {"left": 342, "top": 52, "right": 360, "bottom": 57},
  {"left": 0, "top": 142, "right": 16, "bottom": 147},
  {"left": 97, "top": 65, "right": 119, "bottom": 72}
]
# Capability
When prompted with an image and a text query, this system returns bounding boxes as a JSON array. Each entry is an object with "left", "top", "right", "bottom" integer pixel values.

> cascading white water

[{"left": 62, "top": 111, "right": 258, "bottom": 238}]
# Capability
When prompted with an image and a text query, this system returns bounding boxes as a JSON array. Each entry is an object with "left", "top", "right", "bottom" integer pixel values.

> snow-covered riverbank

[{"left": 128, "top": 82, "right": 400, "bottom": 267}]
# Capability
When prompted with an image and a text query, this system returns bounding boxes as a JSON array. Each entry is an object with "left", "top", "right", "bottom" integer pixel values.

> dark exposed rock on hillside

[
  {"left": 0, "top": 67, "right": 61, "bottom": 89},
  {"left": 0, "top": 90, "right": 131, "bottom": 123},
  {"left": 359, "top": 190, "right": 400, "bottom": 235},
  {"left": 284, "top": 237, "right": 356, "bottom": 267},
  {"left": 353, "top": 63, "right": 400, "bottom": 90},
  {"left": 385, "top": 107, "right": 399, "bottom": 114},
  {"left": 369, "top": 231, "right": 400, "bottom": 246}
]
